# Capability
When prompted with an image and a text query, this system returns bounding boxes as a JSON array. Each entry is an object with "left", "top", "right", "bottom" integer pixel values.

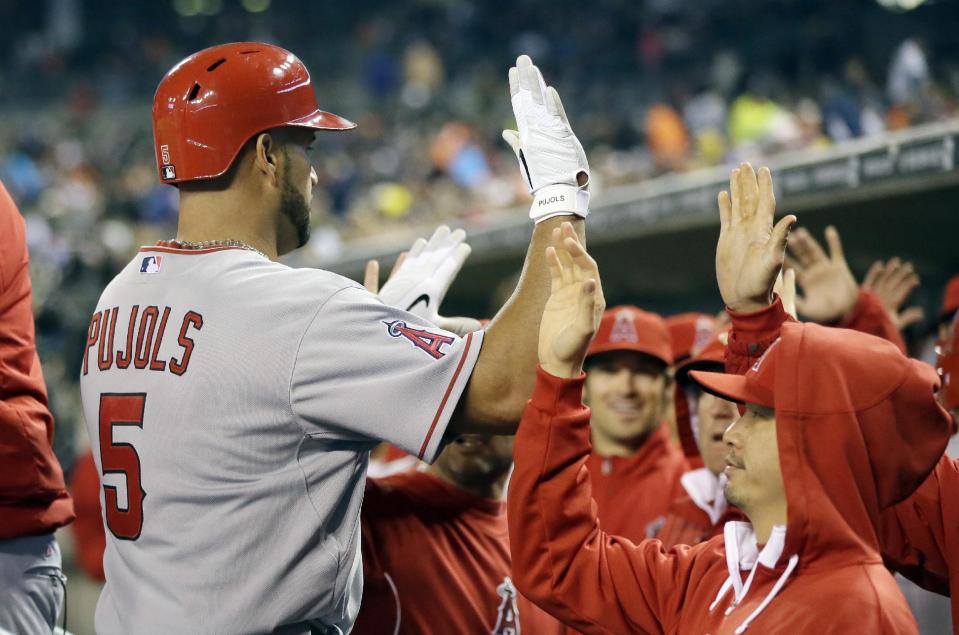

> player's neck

[
  {"left": 177, "top": 189, "right": 280, "bottom": 260},
  {"left": 428, "top": 465, "right": 509, "bottom": 501},
  {"left": 589, "top": 428, "right": 650, "bottom": 458}
]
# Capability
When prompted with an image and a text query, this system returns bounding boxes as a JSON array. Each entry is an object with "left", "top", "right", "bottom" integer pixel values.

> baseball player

[
  {"left": 653, "top": 329, "right": 746, "bottom": 548},
  {"left": 0, "top": 179, "right": 75, "bottom": 634},
  {"left": 352, "top": 433, "right": 564, "bottom": 634},
  {"left": 579, "top": 306, "right": 688, "bottom": 543},
  {"left": 79, "top": 43, "right": 591, "bottom": 634},
  {"left": 507, "top": 162, "right": 952, "bottom": 634}
]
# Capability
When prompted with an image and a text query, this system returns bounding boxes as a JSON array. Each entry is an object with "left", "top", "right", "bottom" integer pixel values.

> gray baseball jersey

[{"left": 79, "top": 243, "right": 484, "bottom": 634}]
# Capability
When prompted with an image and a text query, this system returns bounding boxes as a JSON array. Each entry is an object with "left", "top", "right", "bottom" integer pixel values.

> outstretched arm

[
  {"left": 450, "top": 56, "right": 592, "bottom": 435},
  {"left": 507, "top": 226, "right": 699, "bottom": 634}
]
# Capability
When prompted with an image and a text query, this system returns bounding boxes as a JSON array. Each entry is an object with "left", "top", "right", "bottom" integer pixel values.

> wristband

[{"left": 529, "top": 184, "right": 590, "bottom": 223}]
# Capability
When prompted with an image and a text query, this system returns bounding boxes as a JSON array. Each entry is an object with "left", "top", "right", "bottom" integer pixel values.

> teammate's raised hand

[
  {"left": 862, "top": 257, "right": 925, "bottom": 330},
  {"left": 716, "top": 162, "right": 796, "bottom": 313},
  {"left": 786, "top": 226, "right": 859, "bottom": 323},
  {"left": 502, "top": 55, "right": 590, "bottom": 223},
  {"left": 538, "top": 222, "right": 605, "bottom": 378}
]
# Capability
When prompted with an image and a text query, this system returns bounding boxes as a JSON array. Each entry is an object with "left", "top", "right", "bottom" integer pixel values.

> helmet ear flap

[{"left": 151, "top": 42, "right": 355, "bottom": 185}]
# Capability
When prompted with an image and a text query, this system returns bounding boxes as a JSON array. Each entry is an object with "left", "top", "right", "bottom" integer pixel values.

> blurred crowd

[{"left": 2, "top": 0, "right": 959, "bottom": 465}]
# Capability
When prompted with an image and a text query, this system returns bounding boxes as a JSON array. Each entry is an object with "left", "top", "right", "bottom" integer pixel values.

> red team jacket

[
  {"left": 585, "top": 424, "right": 688, "bottom": 543},
  {"left": 882, "top": 456, "right": 959, "bottom": 633},
  {"left": 0, "top": 181, "right": 73, "bottom": 539},
  {"left": 354, "top": 469, "right": 564, "bottom": 635},
  {"left": 508, "top": 304, "right": 951, "bottom": 634}
]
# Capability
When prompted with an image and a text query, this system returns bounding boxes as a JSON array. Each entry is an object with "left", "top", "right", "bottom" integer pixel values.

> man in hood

[
  {"left": 880, "top": 274, "right": 959, "bottom": 634},
  {"left": 581, "top": 307, "right": 688, "bottom": 542},
  {"left": 507, "top": 162, "right": 952, "bottom": 634}
]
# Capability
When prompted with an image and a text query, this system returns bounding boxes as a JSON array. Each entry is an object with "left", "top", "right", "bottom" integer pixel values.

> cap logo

[
  {"left": 610, "top": 309, "right": 639, "bottom": 343},
  {"left": 751, "top": 337, "right": 781, "bottom": 373},
  {"left": 691, "top": 316, "right": 714, "bottom": 356}
]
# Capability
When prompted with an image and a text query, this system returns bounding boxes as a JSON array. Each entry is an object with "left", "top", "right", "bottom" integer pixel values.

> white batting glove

[
  {"left": 502, "top": 55, "right": 590, "bottom": 224},
  {"left": 378, "top": 225, "right": 477, "bottom": 333}
]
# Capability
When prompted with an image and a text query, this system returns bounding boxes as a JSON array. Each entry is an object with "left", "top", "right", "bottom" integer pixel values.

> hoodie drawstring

[
  {"left": 733, "top": 554, "right": 800, "bottom": 634},
  {"left": 708, "top": 577, "right": 733, "bottom": 612}
]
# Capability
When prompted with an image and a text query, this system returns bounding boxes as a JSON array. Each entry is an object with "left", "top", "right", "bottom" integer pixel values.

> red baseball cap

[
  {"left": 941, "top": 274, "right": 959, "bottom": 321},
  {"left": 665, "top": 313, "right": 716, "bottom": 363},
  {"left": 688, "top": 337, "right": 780, "bottom": 409},
  {"left": 586, "top": 306, "right": 673, "bottom": 366},
  {"left": 675, "top": 328, "right": 728, "bottom": 387}
]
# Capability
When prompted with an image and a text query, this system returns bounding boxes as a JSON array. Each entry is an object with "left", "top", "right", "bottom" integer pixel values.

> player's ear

[{"left": 253, "top": 132, "right": 279, "bottom": 186}]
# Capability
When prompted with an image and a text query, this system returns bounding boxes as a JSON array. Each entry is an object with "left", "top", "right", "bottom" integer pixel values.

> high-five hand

[
  {"left": 538, "top": 222, "right": 605, "bottom": 378},
  {"left": 786, "top": 226, "right": 858, "bottom": 323},
  {"left": 503, "top": 55, "right": 590, "bottom": 223},
  {"left": 716, "top": 162, "right": 796, "bottom": 313},
  {"left": 862, "top": 257, "right": 925, "bottom": 330}
]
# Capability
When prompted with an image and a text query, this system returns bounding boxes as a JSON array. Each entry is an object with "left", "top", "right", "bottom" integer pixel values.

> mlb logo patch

[
  {"left": 161, "top": 165, "right": 176, "bottom": 180},
  {"left": 140, "top": 255, "right": 163, "bottom": 274}
]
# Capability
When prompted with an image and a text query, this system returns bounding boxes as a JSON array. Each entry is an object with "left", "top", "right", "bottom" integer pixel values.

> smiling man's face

[{"left": 584, "top": 350, "right": 670, "bottom": 455}]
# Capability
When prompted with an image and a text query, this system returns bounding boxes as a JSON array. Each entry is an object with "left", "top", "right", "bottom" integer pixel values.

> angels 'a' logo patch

[
  {"left": 384, "top": 320, "right": 454, "bottom": 359},
  {"left": 492, "top": 577, "right": 521, "bottom": 635}
]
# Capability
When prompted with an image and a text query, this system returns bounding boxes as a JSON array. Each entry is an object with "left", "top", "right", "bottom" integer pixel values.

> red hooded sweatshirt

[
  {"left": 508, "top": 317, "right": 950, "bottom": 634},
  {"left": 0, "top": 181, "right": 73, "bottom": 538},
  {"left": 880, "top": 455, "right": 959, "bottom": 633},
  {"left": 656, "top": 293, "right": 904, "bottom": 550}
]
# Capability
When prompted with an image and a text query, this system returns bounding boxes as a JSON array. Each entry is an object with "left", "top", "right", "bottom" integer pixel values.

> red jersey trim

[
  {"left": 138, "top": 243, "right": 251, "bottom": 256},
  {"left": 418, "top": 331, "right": 474, "bottom": 459}
]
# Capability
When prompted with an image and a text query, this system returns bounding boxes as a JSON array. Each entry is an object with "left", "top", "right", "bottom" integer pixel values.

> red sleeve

[
  {"left": 880, "top": 455, "right": 955, "bottom": 596},
  {"left": 841, "top": 290, "right": 906, "bottom": 354},
  {"left": 507, "top": 367, "right": 703, "bottom": 635},
  {"left": 724, "top": 297, "right": 793, "bottom": 375}
]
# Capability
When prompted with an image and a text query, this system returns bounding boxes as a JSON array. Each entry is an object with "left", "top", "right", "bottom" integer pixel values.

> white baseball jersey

[{"left": 79, "top": 243, "right": 484, "bottom": 635}]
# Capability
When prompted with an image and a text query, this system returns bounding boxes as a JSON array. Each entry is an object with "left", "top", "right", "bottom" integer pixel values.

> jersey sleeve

[{"left": 290, "top": 284, "right": 484, "bottom": 463}]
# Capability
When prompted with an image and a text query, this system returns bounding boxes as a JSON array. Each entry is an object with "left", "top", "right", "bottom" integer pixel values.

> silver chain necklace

[{"left": 163, "top": 238, "right": 270, "bottom": 260}]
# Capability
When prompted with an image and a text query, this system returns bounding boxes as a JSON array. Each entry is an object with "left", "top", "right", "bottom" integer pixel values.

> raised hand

[
  {"left": 786, "top": 226, "right": 858, "bottom": 323},
  {"left": 502, "top": 55, "right": 590, "bottom": 223},
  {"left": 538, "top": 222, "right": 605, "bottom": 378},
  {"left": 862, "top": 258, "right": 925, "bottom": 330},
  {"left": 716, "top": 162, "right": 796, "bottom": 313}
]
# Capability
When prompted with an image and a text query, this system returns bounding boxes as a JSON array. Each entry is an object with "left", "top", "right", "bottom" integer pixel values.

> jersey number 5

[{"left": 99, "top": 393, "right": 147, "bottom": 540}]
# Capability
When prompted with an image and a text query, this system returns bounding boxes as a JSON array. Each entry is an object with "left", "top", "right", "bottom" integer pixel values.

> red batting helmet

[{"left": 152, "top": 42, "right": 356, "bottom": 184}]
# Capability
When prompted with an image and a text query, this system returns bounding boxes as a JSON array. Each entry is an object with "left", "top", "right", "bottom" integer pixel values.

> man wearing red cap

[
  {"left": 0, "top": 180, "right": 74, "bottom": 633},
  {"left": 79, "top": 45, "right": 592, "bottom": 634},
  {"left": 653, "top": 329, "right": 746, "bottom": 548},
  {"left": 507, "top": 162, "right": 952, "bottom": 634},
  {"left": 581, "top": 306, "right": 688, "bottom": 542},
  {"left": 665, "top": 312, "right": 716, "bottom": 460}
]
